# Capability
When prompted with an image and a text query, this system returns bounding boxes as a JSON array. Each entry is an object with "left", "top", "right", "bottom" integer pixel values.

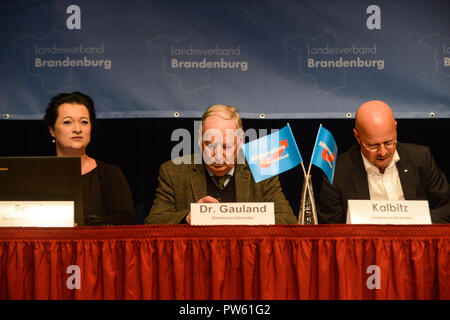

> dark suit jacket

[
  {"left": 145, "top": 155, "right": 297, "bottom": 224},
  {"left": 318, "top": 143, "right": 450, "bottom": 224}
]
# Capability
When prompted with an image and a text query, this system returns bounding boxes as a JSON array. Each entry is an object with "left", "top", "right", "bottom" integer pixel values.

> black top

[{"left": 81, "top": 160, "right": 135, "bottom": 225}]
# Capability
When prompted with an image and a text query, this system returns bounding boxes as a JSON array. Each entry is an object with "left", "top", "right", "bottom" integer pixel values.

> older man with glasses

[{"left": 318, "top": 100, "right": 450, "bottom": 223}]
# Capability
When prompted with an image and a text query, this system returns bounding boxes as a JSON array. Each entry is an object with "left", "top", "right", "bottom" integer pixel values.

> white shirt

[{"left": 361, "top": 150, "right": 405, "bottom": 201}]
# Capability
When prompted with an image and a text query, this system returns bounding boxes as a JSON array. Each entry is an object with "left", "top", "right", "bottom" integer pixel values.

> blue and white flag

[
  {"left": 243, "top": 125, "right": 302, "bottom": 183},
  {"left": 311, "top": 125, "right": 338, "bottom": 184}
]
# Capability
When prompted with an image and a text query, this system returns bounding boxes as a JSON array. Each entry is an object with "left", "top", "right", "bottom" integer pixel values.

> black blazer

[
  {"left": 318, "top": 143, "right": 450, "bottom": 224},
  {"left": 81, "top": 160, "right": 135, "bottom": 225}
]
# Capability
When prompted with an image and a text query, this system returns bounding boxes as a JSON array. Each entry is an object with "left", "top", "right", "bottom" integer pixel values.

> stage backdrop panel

[{"left": 0, "top": 0, "right": 449, "bottom": 119}]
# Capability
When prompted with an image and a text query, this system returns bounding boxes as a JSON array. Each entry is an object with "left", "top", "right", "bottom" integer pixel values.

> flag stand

[
  {"left": 255, "top": 122, "right": 335, "bottom": 225},
  {"left": 298, "top": 162, "right": 318, "bottom": 224}
]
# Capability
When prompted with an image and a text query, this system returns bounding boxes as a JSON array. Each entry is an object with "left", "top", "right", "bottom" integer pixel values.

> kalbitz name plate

[{"left": 346, "top": 200, "right": 431, "bottom": 224}]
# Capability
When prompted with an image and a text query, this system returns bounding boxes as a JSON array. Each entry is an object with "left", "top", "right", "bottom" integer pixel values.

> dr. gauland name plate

[
  {"left": 0, "top": 201, "right": 75, "bottom": 227},
  {"left": 190, "top": 202, "right": 275, "bottom": 225},
  {"left": 346, "top": 200, "right": 431, "bottom": 224}
]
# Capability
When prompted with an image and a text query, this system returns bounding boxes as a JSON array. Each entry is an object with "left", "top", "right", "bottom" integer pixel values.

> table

[{"left": 0, "top": 224, "right": 448, "bottom": 300}]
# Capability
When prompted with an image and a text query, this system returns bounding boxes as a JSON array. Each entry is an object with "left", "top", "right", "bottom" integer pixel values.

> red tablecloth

[{"left": 0, "top": 224, "right": 448, "bottom": 300}]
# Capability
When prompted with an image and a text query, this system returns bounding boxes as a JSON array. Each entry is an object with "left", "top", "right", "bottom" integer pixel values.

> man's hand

[
  {"left": 186, "top": 196, "right": 219, "bottom": 224},
  {"left": 197, "top": 196, "right": 220, "bottom": 204}
]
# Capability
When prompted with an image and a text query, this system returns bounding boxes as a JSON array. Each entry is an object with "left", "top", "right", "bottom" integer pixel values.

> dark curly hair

[{"left": 43, "top": 91, "right": 96, "bottom": 136}]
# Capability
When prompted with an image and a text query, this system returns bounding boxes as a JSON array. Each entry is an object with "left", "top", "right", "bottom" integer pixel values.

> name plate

[
  {"left": 190, "top": 202, "right": 275, "bottom": 225},
  {"left": 346, "top": 200, "right": 431, "bottom": 224},
  {"left": 0, "top": 201, "right": 75, "bottom": 227}
]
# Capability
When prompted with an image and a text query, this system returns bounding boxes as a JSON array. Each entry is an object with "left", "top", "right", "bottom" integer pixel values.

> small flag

[
  {"left": 242, "top": 125, "right": 303, "bottom": 183},
  {"left": 310, "top": 125, "right": 338, "bottom": 184}
]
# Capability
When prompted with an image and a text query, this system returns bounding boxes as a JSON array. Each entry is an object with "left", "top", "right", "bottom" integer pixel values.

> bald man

[{"left": 318, "top": 100, "right": 450, "bottom": 224}]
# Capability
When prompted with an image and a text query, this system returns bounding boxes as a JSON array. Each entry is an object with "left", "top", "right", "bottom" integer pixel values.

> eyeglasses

[{"left": 360, "top": 139, "right": 397, "bottom": 152}]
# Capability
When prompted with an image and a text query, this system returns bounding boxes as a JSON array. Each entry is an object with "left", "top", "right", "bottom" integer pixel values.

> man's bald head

[
  {"left": 353, "top": 100, "right": 398, "bottom": 173},
  {"left": 355, "top": 100, "right": 396, "bottom": 135}
]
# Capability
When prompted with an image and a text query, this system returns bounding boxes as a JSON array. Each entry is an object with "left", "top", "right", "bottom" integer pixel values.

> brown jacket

[{"left": 145, "top": 155, "right": 296, "bottom": 224}]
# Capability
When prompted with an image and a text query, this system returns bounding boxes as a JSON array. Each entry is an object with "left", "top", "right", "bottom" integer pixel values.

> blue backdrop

[{"left": 1, "top": 0, "right": 449, "bottom": 119}]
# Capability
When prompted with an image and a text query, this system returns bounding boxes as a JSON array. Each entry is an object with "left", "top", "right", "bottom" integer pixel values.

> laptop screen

[{"left": 0, "top": 156, "right": 83, "bottom": 225}]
